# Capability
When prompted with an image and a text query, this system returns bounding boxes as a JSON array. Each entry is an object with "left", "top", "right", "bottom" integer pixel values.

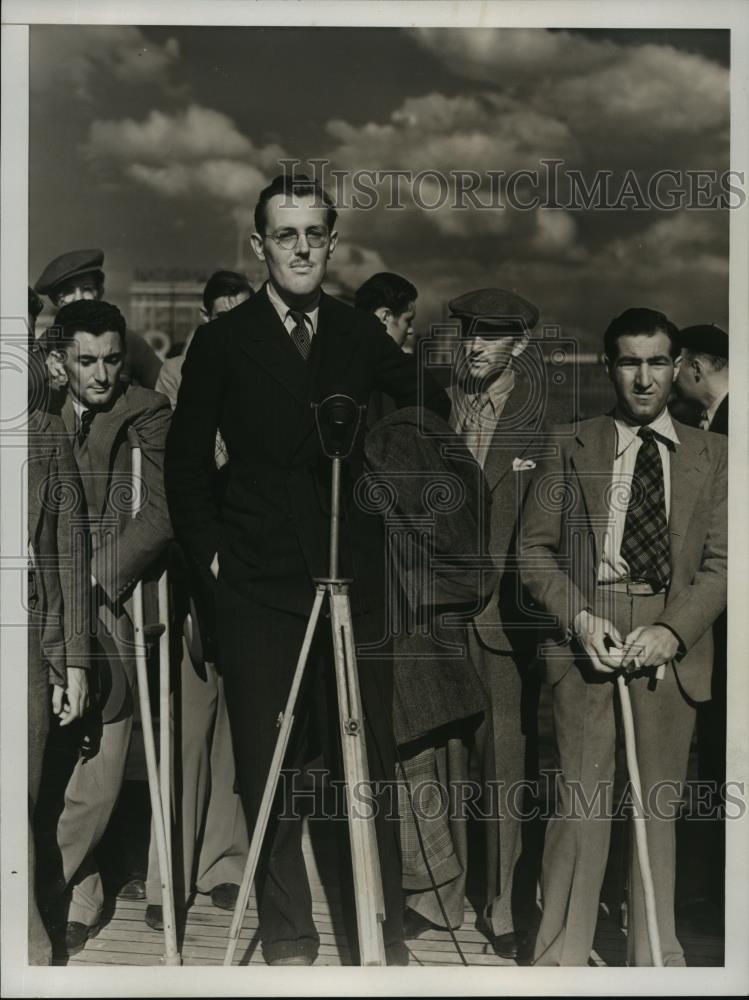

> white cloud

[
  {"left": 86, "top": 105, "right": 255, "bottom": 164},
  {"left": 532, "top": 209, "right": 582, "bottom": 258},
  {"left": 327, "top": 91, "right": 576, "bottom": 176},
  {"left": 412, "top": 28, "right": 729, "bottom": 155},
  {"left": 327, "top": 243, "right": 388, "bottom": 296},
  {"left": 84, "top": 105, "right": 287, "bottom": 210},
  {"left": 604, "top": 210, "right": 727, "bottom": 277},
  {"left": 31, "top": 26, "right": 181, "bottom": 100}
]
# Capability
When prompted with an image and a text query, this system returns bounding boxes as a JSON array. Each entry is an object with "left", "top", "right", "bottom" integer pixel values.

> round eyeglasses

[{"left": 265, "top": 226, "right": 330, "bottom": 251}]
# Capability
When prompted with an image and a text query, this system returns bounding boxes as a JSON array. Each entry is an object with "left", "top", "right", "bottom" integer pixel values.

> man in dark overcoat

[{"left": 165, "top": 173, "right": 450, "bottom": 965}]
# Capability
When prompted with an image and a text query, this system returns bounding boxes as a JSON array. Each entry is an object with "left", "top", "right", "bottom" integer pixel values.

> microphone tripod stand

[{"left": 224, "top": 394, "right": 387, "bottom": 966}]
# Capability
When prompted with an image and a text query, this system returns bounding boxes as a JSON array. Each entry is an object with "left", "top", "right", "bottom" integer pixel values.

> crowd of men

[{"left": 26, "top": 172, "right": 728, "bottom": 968}]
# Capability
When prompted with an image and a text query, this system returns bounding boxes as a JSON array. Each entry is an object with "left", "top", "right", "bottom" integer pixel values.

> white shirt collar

[
  {"left": 265, "top": 280, "right": 320, "bottom": 335},
  {"left": 614, "top": 407, "right": 680, "bottom": 457},
  {"left": 705, "top": 389, "right": 728, "bottom": 426},
  {"left": 71, "top": 396, "right": 88, "bottom": 420}
]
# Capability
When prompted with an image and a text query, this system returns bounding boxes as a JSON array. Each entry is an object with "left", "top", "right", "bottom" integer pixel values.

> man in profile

[
  {"left": 165, "top": 173, "right": 449, "bottom": 965},
  {"left": 355, "top": 272, "right": 417, "bottom": 349},
  {"left": 674, "top": 323, "right": 729, "bottom": 920}
]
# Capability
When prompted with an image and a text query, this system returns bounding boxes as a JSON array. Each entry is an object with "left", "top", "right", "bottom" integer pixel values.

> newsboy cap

[
  {"left": 34, "top": 248, "right": 104, "bottom": 295},
  {"left": 679, "top": 323, "right": 728, "bottom": 360},
  {"left": 448, "top": 287, "right": 540, "bottom": 334}
]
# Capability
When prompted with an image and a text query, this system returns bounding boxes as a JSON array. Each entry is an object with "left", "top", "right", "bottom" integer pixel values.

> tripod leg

[
  {"left": 329, "top": 591, "right": 386, "bottom": 966},
  {"left": 223, "top": 587, "right": 326, "bottom": 967}
]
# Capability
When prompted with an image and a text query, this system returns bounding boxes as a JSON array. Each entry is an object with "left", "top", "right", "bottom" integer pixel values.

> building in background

[{"left": 128, "top": 269, "right": 208, "bottom": 352}]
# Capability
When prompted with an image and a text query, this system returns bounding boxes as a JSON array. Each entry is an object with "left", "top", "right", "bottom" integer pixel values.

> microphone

[{"left": 313, "top": 392, "right": 364, "bottom": 459}]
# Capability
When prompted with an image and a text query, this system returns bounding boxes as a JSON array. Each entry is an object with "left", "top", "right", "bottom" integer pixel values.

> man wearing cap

[
  {"left": 518, "top": 307, "right": 727, "bottom": 965},
  {"left": 39, "top": 299, "right": 173, "bottom": 956},
  {"left": 675, "top": 323, "right": 729, "bottom": 919},
  {"left": 34, "top": 249, "right": 162, "bottom": 390},
  {"left": 675, "top": 324, "right": 729, "bottom": 434},
  {"left": 402, "top": 287, "right": 556, "bottom": 960}
]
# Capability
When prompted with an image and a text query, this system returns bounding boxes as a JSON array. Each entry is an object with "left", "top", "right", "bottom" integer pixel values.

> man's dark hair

[
  {"left": 354, "top": 272, "right": 418, "bottom": 317},
  {"left": 253, "top": 173, "right": 337, "bottom": 236},
  {"left": 603, "top": 307, "right": 680, "bottom": 360},
  {"left": 203, "top": 270, "right": 253, "bottom": 312},
  {"left": 47, "top": 299, "right": 126, "bottom": 349}
]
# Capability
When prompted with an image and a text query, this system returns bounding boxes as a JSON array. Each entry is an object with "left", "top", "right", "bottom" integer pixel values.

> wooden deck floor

[
  {"left": 61, "top": 818, "right": 723, "bottom": 969},
  {"left": 56, "top": 683, "right": 724, "bottom": 970}
]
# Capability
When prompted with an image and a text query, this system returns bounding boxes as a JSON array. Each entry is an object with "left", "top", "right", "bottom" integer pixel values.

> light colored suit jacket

[
  {"left": 60, "top": 385, "right": 173, "bottom": 720},
  {"left": 28, "top": 409, "right": 91, "bottom": 684},
  {"left": 517, "top": 414, "right": 727, "bottom": 702},
  {"left": 449, "top": 373, "right": 571, "bottom": 656}
]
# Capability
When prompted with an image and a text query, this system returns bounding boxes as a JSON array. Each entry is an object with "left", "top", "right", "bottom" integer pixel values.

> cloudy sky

[{"left": 29, "top": 25, "right": 731, "bottom": 348}]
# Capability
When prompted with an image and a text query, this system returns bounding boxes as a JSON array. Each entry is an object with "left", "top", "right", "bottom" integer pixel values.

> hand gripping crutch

[
  {"left": 616, "top": 673, "right": 664, "bottom": 966},
  {"left": 128, "top": 430, "right": 180, "bottom": 965}
]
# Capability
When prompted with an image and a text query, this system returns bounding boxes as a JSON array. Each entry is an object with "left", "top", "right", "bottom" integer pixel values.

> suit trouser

[
  {"left": 145, "top": 637, "right": 248, "bottom": 905},
  {"left": 38, "top": 626, "right": 134, "bottom": 928},
  {"left": 28, "top": 628, "right": 52, "bottom": 963},
  {"left": 404, "top": 626, "right": 526, "bottom": 935},
  {"left": 533, "top": 590, "right": 696, "bottom": 967},
  {"left": 216, "top": 579, "right": 404, "bottom": 965}
]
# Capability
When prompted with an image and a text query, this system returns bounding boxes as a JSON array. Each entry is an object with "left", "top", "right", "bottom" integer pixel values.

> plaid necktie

[
  {"left": 620, "top": 427, "right": 671, "bottom": 587},
  {"left": 77, "top": 408, "right": 95, "bottom": 448},
  {"left": 287, "top": 309, "right": 311, "bottom": 360}
]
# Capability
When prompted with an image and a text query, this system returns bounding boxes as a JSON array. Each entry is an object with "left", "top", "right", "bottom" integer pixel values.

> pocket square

[{"left": 513, "top": 457, "right": 536, "bottom": 471}]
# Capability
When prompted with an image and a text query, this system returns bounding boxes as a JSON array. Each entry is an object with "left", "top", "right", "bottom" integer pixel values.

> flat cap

[
  {"left": 679, "top": 323, "right": 728, "bottom": 360},
  {"left": 448, "top": 287, "right": 539, "bottom": 333},
  {"left": 34, "top": 248, "right": 104, "bottom": 295}
]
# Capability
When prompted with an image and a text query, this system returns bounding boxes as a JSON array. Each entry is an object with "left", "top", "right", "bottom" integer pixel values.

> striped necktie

[
  {"left": 77, "top": 408, "right": 95, "bottom": 448},
  {"left": 287, "top": 310, "right": 311, "bottom": 360},
  {"left": 620, "top": 427, "right": 671, "bottom": 587}
]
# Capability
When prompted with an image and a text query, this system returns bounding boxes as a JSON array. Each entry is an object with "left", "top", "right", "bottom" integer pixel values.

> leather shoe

[
  {"left": 56, "top": 921, "right": 100, "bottom": 957},
  {"left": 486, "top": 930, "right": 529, "bottom": 961},
  {"left": 117, "top": 877, "right": 146, "bottom": 901},
  {"left": 210, "top": 882, "right": 239, "bottom": 911},
  {"left": 144, "top": 904, "right": 163, "bottom": 931},
  {"left": 268, "top": 955, "right": 314, "bottom": 966},
  {"left": 403, "top": 907, "right": 442, "bottom": 940}
]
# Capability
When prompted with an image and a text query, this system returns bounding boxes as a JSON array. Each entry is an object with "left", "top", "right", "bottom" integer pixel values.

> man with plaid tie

[
  {"left": 165, "top": 173, "right": 450, "bottom": 965},
  {"left": 518, "top": 308, "right": 727, "bottom": 966}
]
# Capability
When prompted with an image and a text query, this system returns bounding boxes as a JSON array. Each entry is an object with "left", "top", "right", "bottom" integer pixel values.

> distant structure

[{"left": 129, "top": 269, "right": 208, "bottom": 349}]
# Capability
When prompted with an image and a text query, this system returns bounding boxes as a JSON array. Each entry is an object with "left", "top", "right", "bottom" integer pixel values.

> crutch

[
  {"left": 129, "top": 430, "right": 180, "bottom": 965},
  {"left": 616, "top": 672, "right": 664, "bottom": 966},
  {"left": 157, "top": 569, "right": 173, "bottom": 877}
]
